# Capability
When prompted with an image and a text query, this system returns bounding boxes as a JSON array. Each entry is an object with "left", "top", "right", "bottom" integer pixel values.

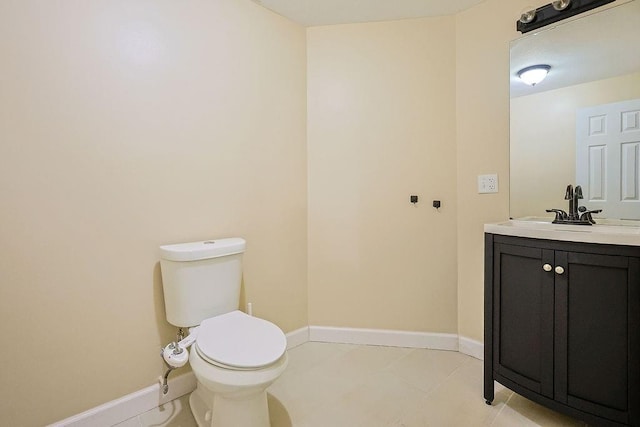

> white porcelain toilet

[{"left": 159, "top": 238, "right": 288, "bottom": 427}]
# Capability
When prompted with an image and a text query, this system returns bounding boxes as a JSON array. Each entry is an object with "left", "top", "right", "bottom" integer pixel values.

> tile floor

[{"left": 117, "top": 342, "right": 588, "bottom": 427}]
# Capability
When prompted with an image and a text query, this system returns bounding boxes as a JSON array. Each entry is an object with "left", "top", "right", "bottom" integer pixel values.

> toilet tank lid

[{"left": 160, "top": 238, "right": 246, "bottom": 262}]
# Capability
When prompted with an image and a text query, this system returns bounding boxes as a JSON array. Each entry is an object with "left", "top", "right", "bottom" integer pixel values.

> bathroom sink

[{"left": 485, "top": 218, "right": 640, "bottom": 246}]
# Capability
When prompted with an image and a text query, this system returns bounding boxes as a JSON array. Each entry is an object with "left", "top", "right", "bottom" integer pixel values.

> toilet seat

[{"left": 195, "top": 311, "right": 286, "bottom": 370}]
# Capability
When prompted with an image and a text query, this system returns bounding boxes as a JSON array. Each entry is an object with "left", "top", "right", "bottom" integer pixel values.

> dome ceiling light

[{"left": 518, "top": 65, "right": 551, "bottom": 86}]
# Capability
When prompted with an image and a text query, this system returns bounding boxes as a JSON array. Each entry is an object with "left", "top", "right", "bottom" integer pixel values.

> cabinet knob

[
  {"left": 543, "top": 264, "right": 552, "bottom": 272},
  {"left": 555, "top": 266, "right": 565, "bottom": 275}
]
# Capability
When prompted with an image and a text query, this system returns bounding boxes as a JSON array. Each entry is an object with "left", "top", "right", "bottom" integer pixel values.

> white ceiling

[{"left": 251, "top": 0, "right": 487, "bottom": 26}]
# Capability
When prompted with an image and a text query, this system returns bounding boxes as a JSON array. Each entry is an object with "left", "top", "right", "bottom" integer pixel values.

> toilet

[{"left": 159, "top": 238, "right": 288, "bottom": 427}]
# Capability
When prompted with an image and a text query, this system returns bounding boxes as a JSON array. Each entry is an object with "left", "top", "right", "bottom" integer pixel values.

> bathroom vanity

[{"left": 484, "top": 220, "right": 640, "bottom": 427}]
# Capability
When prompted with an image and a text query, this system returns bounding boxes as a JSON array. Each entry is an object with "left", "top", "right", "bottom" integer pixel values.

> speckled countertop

[{"left": 485, "top": 218, "right": 640, "bottom": 247}]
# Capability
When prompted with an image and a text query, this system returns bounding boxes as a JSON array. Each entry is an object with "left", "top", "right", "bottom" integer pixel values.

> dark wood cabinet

[{"left": 485, "top": 234, "right": 640, "bottom": 427}]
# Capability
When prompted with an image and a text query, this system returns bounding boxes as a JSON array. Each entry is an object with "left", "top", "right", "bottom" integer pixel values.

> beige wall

[
  {"left": 511, "top": 72, "right": 640, "bottom": 218},
  {"left": 3, "top": 0, "right": 622, "bottom": 424},
  {"left": 307, "top": 17, "right": 459, "bottom": 332},
  {"left": 0, "top": 0, "right": 307, "bottom": 425},
  {"left": 455, "top": 0, "right": 532, "bottom": 342}
]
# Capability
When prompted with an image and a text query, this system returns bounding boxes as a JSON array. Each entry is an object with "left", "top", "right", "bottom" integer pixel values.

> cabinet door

[
  {"left": 554, "top": 252, "right": 639, "bottom": 425},
  {"left": 493, "top": 243, "right": 555, "bottom": 398}
]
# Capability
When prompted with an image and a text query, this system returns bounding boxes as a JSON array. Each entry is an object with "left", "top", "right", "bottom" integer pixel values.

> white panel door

[{"left": 576, "top": 98, "right": 640, "bottom": 219}]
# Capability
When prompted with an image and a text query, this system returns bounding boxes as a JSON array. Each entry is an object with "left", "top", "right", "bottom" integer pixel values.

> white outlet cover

[{"left": 478, "top": 174, "right": 499, "bottom": 194}]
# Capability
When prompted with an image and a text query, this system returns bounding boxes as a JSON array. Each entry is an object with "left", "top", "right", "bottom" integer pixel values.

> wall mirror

[{"left": 509, "top": 0, "right": 640, "bottom": 221}]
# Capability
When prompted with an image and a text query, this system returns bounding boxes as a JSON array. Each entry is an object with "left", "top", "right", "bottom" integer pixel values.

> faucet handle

[
  {"left": 579, "top": 209, "right": 602, "bottom": 225},
  {"left": 546, "top": 209, "right": 568, "bottom": 223}
]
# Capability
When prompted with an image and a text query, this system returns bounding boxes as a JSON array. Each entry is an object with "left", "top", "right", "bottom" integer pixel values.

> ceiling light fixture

[{"left": 518, "top": 65, "right": 551, "bottom": 86}]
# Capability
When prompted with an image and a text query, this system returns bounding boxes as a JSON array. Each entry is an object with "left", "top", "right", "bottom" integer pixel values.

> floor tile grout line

[
  {"left": 415, "top": 353, "right": 477, "bottom": 399},
  {"left": 381, "top": 349, "right": 479, "bottom": 398},
  {"left": 488, "top": 388, "right": 516, "bottom": 427},
  {"left": 376, "top": 347, "right": 419, "bottom": 373},
  {"left": 283, "top": 341, "right": 365, "bottom": 380},
  {"left": 286, "top": 345, "right": 424, "bottom": 426}
]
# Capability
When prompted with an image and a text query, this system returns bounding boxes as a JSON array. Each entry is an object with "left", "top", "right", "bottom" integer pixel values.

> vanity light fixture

[
  {"left": 552, "top": 0, "right": 572, "bottom": 11},
  {"left": 519, "top": 8, "right": 536, "bottom": 24},
  {"left": 518, "top": 65, "right": 551, "bottom": 86},
  {"left": 517, "top": 0, "right": 615, "bottom": 33}
]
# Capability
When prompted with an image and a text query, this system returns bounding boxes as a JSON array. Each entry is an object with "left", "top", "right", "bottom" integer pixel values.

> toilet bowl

[{"left": 187, "top": 310, "right": 288, "bottom": 427}]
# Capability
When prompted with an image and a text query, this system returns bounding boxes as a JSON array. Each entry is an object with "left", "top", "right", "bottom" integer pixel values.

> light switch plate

[{"left": 478, "top": 174, "right": 499, "bottom": 194}]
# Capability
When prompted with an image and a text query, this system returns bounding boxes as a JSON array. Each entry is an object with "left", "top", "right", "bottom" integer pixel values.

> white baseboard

[
  {"left": 286, "top": 326, "right": 310, "bottom": 349},
  {"left": 309, "top": 325, "right": 459, "bottom": 351},
  {"left": 51, "top": 326, "right": 483, "bottom": 426},
  {"left": 49, "top": 371, "right": 196, "bottom": 427},
  {"left": 458, "top": 336, "right": 484, "bottom": 360}
]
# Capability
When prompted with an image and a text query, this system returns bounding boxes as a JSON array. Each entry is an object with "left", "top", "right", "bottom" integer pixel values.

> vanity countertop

[{"left": 485, "top": 217, "right": 640, "bottom": 247}]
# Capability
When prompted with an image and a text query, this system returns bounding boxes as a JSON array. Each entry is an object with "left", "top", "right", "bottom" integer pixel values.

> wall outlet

[{"left": 478, "top": 174, "right": 499, "bottom": 194}]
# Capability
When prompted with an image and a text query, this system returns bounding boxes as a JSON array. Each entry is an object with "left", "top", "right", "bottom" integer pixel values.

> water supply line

[{"left": 160, "top": 345, "right": 179, "bottom": 395}]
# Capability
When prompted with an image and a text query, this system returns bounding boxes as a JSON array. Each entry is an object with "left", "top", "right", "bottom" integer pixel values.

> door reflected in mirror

[{"left": 509, "top": 0, "right": 640, "bottom": 220}]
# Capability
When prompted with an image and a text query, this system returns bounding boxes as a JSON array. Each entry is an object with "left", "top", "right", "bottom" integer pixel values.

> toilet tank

[{"left": 159, "top": 238, "right": 246, "bottom": 327}]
